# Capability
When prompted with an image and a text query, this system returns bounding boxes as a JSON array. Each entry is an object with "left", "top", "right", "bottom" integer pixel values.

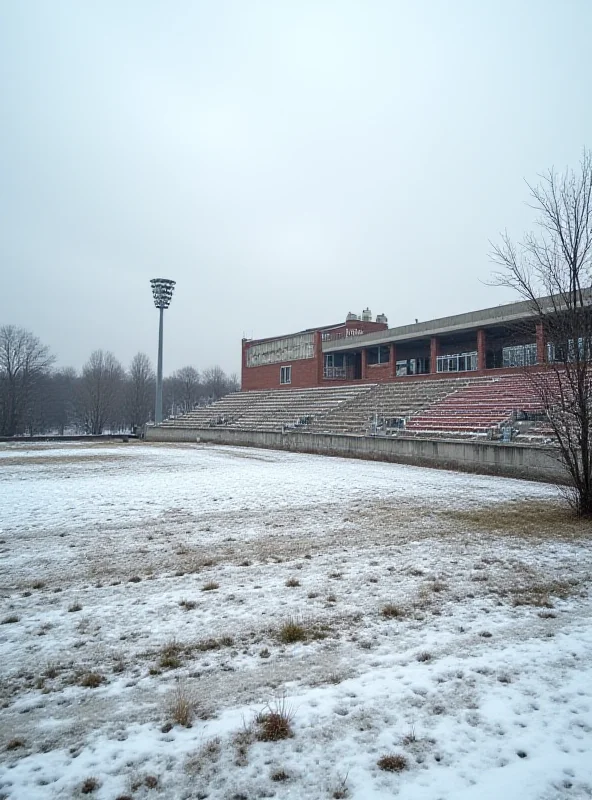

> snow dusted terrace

[{"left": 0, "top": 442, "right": 591, "bottom": 799}]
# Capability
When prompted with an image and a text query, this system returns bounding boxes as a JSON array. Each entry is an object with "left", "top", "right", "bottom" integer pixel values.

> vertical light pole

[{"left": 150, "top": 278, "right": 176, "bottom": 424}]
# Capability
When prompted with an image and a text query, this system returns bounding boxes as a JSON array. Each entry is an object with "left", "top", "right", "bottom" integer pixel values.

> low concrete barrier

[{"left": 145, "top": 425, "right": 565, "bottom": 483}]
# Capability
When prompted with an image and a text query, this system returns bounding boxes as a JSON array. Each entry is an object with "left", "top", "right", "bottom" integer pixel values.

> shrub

[
  {"left": 377, "top": 754, "right": 408, "bottom": 772},
  {"left": 32, "top": 580, "right": 45, "bottom": 589},
  {"left": 285, "top": 577, "right": 300, "bottom": 588},
  {"left": 68, "top": 603, "right": 82, "bottom": 613},
  {"left": 201, "top": 581, "right": 219, "bottom": 592},
  {"left": 179, "top": 599, "right": 197, "bottom": 610},
  {"left": 128, "top": 576, "right": 141, "bottom": 583},
  {"left": 416, "top": 651, "right": 432, "bottom": 662},
  {"left": 1, "top": 614, "right": 19, "bottom": 624}
]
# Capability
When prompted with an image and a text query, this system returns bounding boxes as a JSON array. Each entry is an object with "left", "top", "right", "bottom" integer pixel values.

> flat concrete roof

[{"left": 323, "top": 296, "right": 540, "bottom": 352}]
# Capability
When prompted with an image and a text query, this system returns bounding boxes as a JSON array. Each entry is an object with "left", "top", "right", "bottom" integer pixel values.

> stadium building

[{"left": 241, "top": 296, "right": 547, "bottom": 392}]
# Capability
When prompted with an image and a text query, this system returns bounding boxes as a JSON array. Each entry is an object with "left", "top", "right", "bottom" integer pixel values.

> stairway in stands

[{"left": 405, "top": 374, "right": 544, "bottom": 436}]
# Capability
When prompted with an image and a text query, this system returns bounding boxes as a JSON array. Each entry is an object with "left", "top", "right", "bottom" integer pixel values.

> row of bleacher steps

[
  {"left": 158, "top": 384, "right": 377, "bottom": 431},
  {"left": 306, "top": 377, "right": 480, "bottom": 435},
  {"left": 405, "top": 375, "right": 545, "bottom": 436}
]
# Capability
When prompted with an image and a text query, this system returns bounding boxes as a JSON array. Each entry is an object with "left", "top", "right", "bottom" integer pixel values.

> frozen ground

[{"left": 0, "top": 441, "right": 591, "bottom": 800}]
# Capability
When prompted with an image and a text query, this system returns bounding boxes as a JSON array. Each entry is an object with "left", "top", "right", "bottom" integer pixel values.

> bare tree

[
  {"left": 78, "top": 350, "right": 125, "bottom": 435},
  {"left": 0, "top": 325, "right": 54, "bottom": 436},
  {"left": 127, "top": 353, "right": 155, "bottom": 430},
  {"left": 491, "top": 148, "right": 592, "bottom": 515},
  {"left": 201, "top": 365, "right": 238, "bottom": 401},
  {"left": 172, "top": 366, "right": 201, "bottom": 414}
]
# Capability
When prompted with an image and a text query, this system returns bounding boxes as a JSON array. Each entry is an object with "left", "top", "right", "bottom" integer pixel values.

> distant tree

[
  {"left": 78, "top": 350, "right": 125, "bottom": 435},
  {"left": 491, "top": 148, "right": 592, "bottom": 516},
  {"left": 126, "top": 353, "right": 155, "bottom": 430},
  {"left": 0, "top": 325, "right": 54, "bottom": 436},
  {"left": 172, "top": 366, "right": 201, "bottom": 414},
  {"left": 49, "top": 368, "right": 79, "bottom": 435},
  {"left": 201, "top": 365, "right": 239, "bottom": 401}
]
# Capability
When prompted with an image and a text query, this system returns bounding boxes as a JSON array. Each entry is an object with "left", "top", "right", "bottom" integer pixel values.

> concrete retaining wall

[{"left": 145, "top": 425, "right": 565, "bottom": 483}]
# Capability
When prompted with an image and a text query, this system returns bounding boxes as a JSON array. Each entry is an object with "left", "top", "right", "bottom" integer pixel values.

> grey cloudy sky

[{"left": 1, "top": 1, "right": 591, "bottom": 376}]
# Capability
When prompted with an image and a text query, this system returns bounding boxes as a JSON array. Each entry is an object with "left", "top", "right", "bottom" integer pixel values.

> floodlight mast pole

[
  {"left": 150, "top": 278, "right": 176, "bottom": 425},
  {"left": 156, "top": 307, "right": 164, "bottom": 424}
]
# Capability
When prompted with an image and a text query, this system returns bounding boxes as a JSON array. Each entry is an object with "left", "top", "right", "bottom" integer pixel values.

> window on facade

[
  {"left": 367, "top": 346, "right": 390, "bottom": 365},
  {"left": 436, "top": 351, "right": 478, "bottom": 373},
  {"left": 502, "top": 343, "right": 537, "bottom": 368},
  {"left": 280, "top": 365, "right": 292, "bottom": 385}
]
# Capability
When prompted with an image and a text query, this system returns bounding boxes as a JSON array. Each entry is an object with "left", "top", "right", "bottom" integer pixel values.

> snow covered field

[{"left": 0, "top": 441, "right": 591, "bottom": 800}]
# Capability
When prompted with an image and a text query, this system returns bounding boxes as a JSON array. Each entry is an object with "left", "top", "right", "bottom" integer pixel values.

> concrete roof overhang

[{"left": 322, "top": 295, "right": 569, "bottom": 353}]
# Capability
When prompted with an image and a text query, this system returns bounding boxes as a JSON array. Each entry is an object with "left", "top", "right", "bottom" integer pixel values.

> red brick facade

[{"left": 241, "top": 319, "right": 388, "bottom": 391}]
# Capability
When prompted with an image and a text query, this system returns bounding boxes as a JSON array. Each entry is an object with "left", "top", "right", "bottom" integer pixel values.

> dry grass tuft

[
  {"left": 32, "top": 580, "right": 45, "bottom": 589},
  {"left": 278, "top": 618, "right": 307, "bottom": 644},
  {"left": 6, "top": 738, "right": 25, "bottom": 751},
  {"left": 159, "top": 639, "right": 183, "bottom": 669},
  {"left": 377, "top": 753, "right": 408, "bottom": 772},
  {"left": 1, "top": 614, "right": 19, "bottom": 624},
  {"left": 80, "top": 776, "right": 100, "bottom": 794},
  {"left": 255, "top": 695, "right": 295, "bottom": 741},
  {"left": 271, "top": 768, "right": 290, "bottom": 782},
  {"left": 68, "top": 603, "right": 82, "bottom": 613},
  {"left": 179, "top": 599, "right": 197, "bottom": 610},
  {"left": 416, "top": 651, "right": 432, "bottom": 662},
  {"left": 381, "top": 603, "right": 405, "bottom": 619},
  {"left": 185, "top": 737, "right": 221, "bottom": 775},
  {"left": 168, "top": 682, "right": 195, "bottom": 727},
  {"left": 201, "top": 581, "right": 219, "bottom": 591},
  {"left": 79, "top": 672, "right": 105, "bottom": 688},
  {"left": 285, "top": 577, "right": 300, "bottom": 588}
]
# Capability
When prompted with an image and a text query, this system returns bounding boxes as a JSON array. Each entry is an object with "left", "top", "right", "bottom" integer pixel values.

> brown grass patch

[
  {"left": 441, "top": 500, "right": 588, "bottom": 539},
  {"left": 377, "top": 753, "right": 408, "bottom": 772},
  {"left": 381, "top": 603, "right": 405, "bottom": 619}
]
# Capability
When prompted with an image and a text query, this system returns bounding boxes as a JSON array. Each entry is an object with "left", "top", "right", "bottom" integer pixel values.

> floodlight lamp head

[{"left": 150, "top": 278, "right": 176, "bottom": 309}]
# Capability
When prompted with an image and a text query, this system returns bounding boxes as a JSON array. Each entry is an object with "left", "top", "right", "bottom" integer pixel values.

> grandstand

[{"left": 157, "top": 373, "right": 549, "bottom": 441}]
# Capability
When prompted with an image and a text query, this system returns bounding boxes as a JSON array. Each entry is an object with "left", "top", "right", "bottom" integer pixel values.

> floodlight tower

[{"left": 150, "top": 278, "right": 176, "bottom": 425}]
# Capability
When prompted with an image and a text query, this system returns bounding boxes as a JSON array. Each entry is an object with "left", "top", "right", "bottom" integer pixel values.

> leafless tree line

[{"left": 0, "top": 328, "right": 239, "bottom": 437}]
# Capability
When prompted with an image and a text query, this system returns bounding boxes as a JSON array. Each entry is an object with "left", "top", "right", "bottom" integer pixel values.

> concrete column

[
  {"left": 477, "top": 329, "right": 486, "bottom": 371},
  {"left": 390, "top": 343, "right": 397, "bottom": 378},
  {"left": 361, "top": 349, "right": 368, "bottom": 380},
  {"left": 536, "top": 323, "right": 546, "bottom": 364},
  {"left": 315, "top": 331, "right": 324, "bottom": 385},
  {"left": 430, "top": 337, "right": 439, "bottom": 374}
]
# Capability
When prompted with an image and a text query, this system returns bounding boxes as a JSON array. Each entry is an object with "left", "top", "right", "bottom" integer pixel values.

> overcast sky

[{"left": 1, "top": 1, "right": 590, "bottom": 376}]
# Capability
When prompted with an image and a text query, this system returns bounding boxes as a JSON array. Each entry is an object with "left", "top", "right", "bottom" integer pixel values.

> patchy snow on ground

[{"left": 0, "top": 441, "right": 591, "bottom": 800}]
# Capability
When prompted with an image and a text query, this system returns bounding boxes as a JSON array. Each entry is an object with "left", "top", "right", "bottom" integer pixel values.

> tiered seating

[
  {"left": 159, "top": 385, "right": 376, "bottom": 431},
  {"left": 157, "top": 373, "right": 551, "bottom": 440},
  {"left": 405, "top": 375, "right": 544, "bottom": 436},
  {"left": 307, "top": 378, "right": 471, "bottom": 434}
]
